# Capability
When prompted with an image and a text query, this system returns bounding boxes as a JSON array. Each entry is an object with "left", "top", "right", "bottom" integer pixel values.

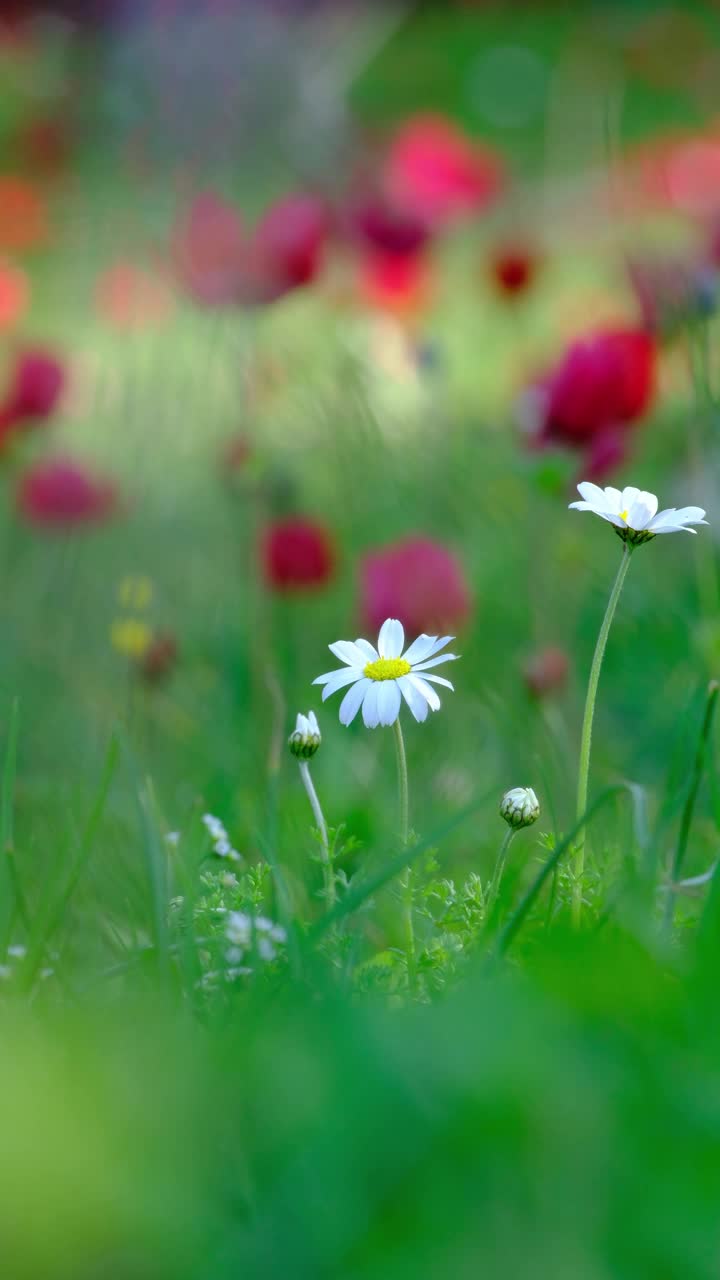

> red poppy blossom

[
  {"left": 262, "top": 518, "right": 334, "bottom": 591},
  {"left": 0, "top": 347, "right": 65, "bottom": 434},
  {"left": 358, "top": 251, "right": 432, "bottom": 317},
  {"left": 385, "top": 114, "right": 503, "bottom": 227},
  {"left": 535, "top": 329, "right": 655, "bottom": 447},
  {"left": 17, "top": 457, "right": 118, "bottom": 528},
  {"left": 252, "top": 193, "right": 329, "bottom": 291},
  {"left": 172, "top": 191, "right": 246, "bottom": 306},
  {"left": 0, "top": 176, "right": 48, "bottom": 253},
  {"left": 360, "top": 536, "right": 471, "bottom": 636},
  {"left": 490, "top": 246, "right": 539, "bottom": 298},
  {"left": 346, "top": 194, "right": 430, "bottom": 259}
]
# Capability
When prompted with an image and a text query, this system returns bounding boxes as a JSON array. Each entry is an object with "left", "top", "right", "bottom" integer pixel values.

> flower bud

[
  {"left": 288, "top": 710, "right": 321, "bottom": 760},
  {"left": 500, "top": 786, "right": 539, "bottom": 829}
]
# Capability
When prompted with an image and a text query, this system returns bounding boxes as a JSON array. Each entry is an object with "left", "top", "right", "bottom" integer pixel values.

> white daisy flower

[
  {"left": 569, "top": 482, "right": 708, "bottom": 545},
  {"left": 313, "top": 617, "right": 459, "bottom": 728}
]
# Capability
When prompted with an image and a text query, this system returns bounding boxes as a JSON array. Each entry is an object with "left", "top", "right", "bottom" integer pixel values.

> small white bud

[
  {"left": 288, "top": 710, "right": 321, "bottom": 760},
  {"left": 500, "top": 786, "right": 540, "bottom": 829}
]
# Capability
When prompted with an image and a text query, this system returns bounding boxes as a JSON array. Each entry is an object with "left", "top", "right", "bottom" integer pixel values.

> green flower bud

[
  {"left": 500, "top": 786, "right": 539, "bottom": 829},
  {"left": 288, "top": 710, "right": 321, "bottom": 760}
]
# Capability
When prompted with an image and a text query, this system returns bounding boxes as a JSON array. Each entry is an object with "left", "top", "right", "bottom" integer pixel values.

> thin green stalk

[
  {"left": 486, "top": 828, "right": 514, "bottom": 918},
  {"left": 664, "top": 680, "right": 719, "bottom": 934},
  {"left": 573, "top": 543, "right": 633, "bottom": 926},
  {"left": 392, "top": 718, "right": 415, "bottom": 989},
  {"left": 298, "top": 760, "right": 334, "bottom": 909}
]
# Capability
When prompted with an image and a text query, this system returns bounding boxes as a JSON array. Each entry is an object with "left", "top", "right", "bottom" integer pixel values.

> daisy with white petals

[
  {"left": 568, "top": 478, "right": 708, "bottom": 928},
  {"left": 569, "top": 482, "right": 707, "bottom": 545},
  {"left": 313, "top": 617, "right": 459, "bottom": 729}
]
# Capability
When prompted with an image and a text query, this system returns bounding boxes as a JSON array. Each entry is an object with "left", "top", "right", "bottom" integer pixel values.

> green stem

[
  {"left": 486, "top": 828, "right": 514, "bottom": 917},
  {"left": 298, "top": 760, "right": 334, "bottom": 909},
  {"left": 573, "top": 543, "right": 633, "bottom": 927},
  {"left": 664, "top": 680, "right": 719, "bottom": 934},
  {"left": 393, "top": 718, "right": 415, "bottom": 989}
]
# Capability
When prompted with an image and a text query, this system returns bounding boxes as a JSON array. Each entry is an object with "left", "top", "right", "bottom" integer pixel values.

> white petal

[
  {"left": 328, "top": 640, "right": 371, "bottom": 667},
  {"left": 407, "top": 673, "right": 441, "bottom": 711},
  {"left": 653, "top": 523, "right": 697, "bottom": 534},
  {"left": 339, "top": 678, "right": 371, "bottom": 726},
  {"left": 402, "top": 633, "right": 447, "bottom": 664},
  {"left": 354, "top": 638, "right": 378, "bottom": 661},
  {"left": 621, "top": 486, "right": 641, "bottom": 510},
  {"left": 313, "top": 669, "right": 339, "bottom": 686},
  {"left": 376, "top": 680, "right": 401, "bottom": 726},
  {"left": 603, "top": 486, "right": 622, "bottom": 509},
  {"left": 576, "top": 481, "right": 610, "bottom": 508},
  {"left": 626, "top": 496, "right": 655, "bottom": 530},
  {"left": 320, "top": 667, "right": 364, "bottom": 701},
  {"left": 421, "top": 674, "right": 454, "bottom": 691},
  {"left": 397, "top": 675, "right": 429, "bottom": 722},
  {"left": 412, "top": 653, "right": 460, "bottom": 672},
  {"left": 378, "top": 618, "right": 405, "bottom": 659},
  {"left": 594, "top": 510, "right": 625, "bottom": 528},
  {"left": 308, "top": 711, "right": 319, "bottom": 734},
  {"left": 668, "top": 506, "right": 707, "bottom": 526},
  {"left": 295, "top": 713, "right": 307, "bottom": 733},
  {"left": 568, "top": 501, "right": 595, "bottom": 511},
  {"left": 362, "top": 682, "right": 382, "bottom": 728}
]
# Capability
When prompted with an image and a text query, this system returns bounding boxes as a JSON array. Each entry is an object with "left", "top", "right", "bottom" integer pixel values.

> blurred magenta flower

[
  {"left": 489, "top": 245, "right": 539, "bottom": 299},
  {"left": 262, "top": 518, "right": 335, "bottom": 591},
  {"left": 583, "top": 427, "right": 629, "bottom": 484},
  {"left": 346, "top": 194, "right": 430, "bottom": 258},
  {"left": 172, "top": 191, "right": 246, "bottom": 306},
  {"left": 533, "top": 329, "right": 655, "bottom": 447},
  {"left": 0, "top": 347, "right": 65, "bottom": 433},
  {"left": 361, "top": 536, "right": 471, "bottom": 635},
  {"left": 385, "top": 114, "right": 503, "bottom": 227},
  {"left": 173, "top": 190, "right": 329, "bottom": 307},
  {"left": 252, "top": 193, "right": 329, "bottom": 293},
  {"left": 17, "top": 457, "right": 118, "bottom": 528}
]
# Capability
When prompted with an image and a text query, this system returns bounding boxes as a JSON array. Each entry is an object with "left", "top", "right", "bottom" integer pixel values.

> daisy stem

[
  {"left": 487, "top": 828, "right": 515, "bottom": 917},
  {"left": 573, "top": 542, "right": 633, "bottom": 927},
  {"left": 393, "top": 718, "right": 416, "bottom": 989},
  {"left": 298, "top": 761, "right": 334, "bottom": 909}
]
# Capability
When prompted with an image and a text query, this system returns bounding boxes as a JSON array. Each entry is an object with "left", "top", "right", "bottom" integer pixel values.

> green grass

[{"left": 3, "top": 3, "right": 720, "bottom": 1275}]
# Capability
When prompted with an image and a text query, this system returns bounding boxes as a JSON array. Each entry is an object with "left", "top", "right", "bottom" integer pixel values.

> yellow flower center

[
  {"left": 619, "top": 509, "right": 629, "bottom": 523},
  {"left": 364, "top": 657, "right": 412, "bottom": 682}
]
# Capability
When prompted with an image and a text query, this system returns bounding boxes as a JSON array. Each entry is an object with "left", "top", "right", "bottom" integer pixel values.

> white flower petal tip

[
  {"left": 289, "top": 710, "right": 321, "bottom": 759},
  {"left": 313, "top": 618, "right": 460, "bottom": 728},
  {"left": 569, "top": 482, "right": 708, "bottom": 545}
]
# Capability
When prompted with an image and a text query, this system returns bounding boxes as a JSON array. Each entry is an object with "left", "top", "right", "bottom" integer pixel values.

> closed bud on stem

[
  {"left": 288, "top": 710, "right": 321, "bottom": 759},
  {"left": 500, "top": 786, "right": 539, "bottom": 829}
]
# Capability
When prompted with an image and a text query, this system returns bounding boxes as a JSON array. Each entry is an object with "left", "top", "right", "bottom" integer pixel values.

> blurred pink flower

[
  {"left": 358, "top": 251, "right": 432, "bottom": 317},
  {"left": 0, "top": 347, "right": 65, "bottom": 434},
  {"left": 533, "top": 329, "right": 655, "bottom": 447},
  {"left": 346, "top": 194, "right": 430, "bottom": 258},
  {"left": 173, "top": 190, "right": 329, "bottom": 307},
  {"left": 95, "top": 262, "right": 175, "bottom": 330},
  {"left": 522, "top": 647, "right": 569, "bottom": 699},
  {"left": 17, "top": 457, "right": 118, "bottom": 528},
  {"left": 261, "top": 518, "right": 335, "bottom": 591},
  {"left": 361, "top": 536, "right": 471, "bottom": 635},
  {"left": 0, "top": 260, "right": 29, "bottom": 331},
  {"left": 385, "top": 114, "right": 503, "bottom": 227}
]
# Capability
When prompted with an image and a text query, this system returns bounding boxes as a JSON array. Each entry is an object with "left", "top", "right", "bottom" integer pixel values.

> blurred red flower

[
  {"left": 490, "top": 245, "right": 538, "bottom": 299},
  {"left": 346, "top": 194, "right": 430, "bottom": 258},
  {"left": 173, "top": 191, "right": 329, "bottom": 307},
  {"left": 385, "top": 114, "right": 503, "bottom": 227},
  {"left": 262, "top": 518, "right": 334, "bottom": 591},
  {"left": 536, "top": 329, "right": 655, "bottom": 446},
  {"left": 522, "top": 647, "right": 569, "bottom": 699},
  {"left": 17, "top": 458, "right": 118, "bottom": 528},
  {"left": 358, "top": 251, "right": 432, "bottom": 317},
  {"left": 0, "top": 260, "right": 29, "bottom": 330},
  {"left": 95, "top": 262, "right": 175, "bottom": 330},
  {"left": 0, "top": 347, "right": 65, "bottom": 434},
  {"left": 361, "top": 536, "right": 471, "bottom": 635},
  {"left": 0, "top": 176, "right": 48, "bottom": 253},
  {"left": 582, "top": 427, "right": 629, "bottom": 484}
]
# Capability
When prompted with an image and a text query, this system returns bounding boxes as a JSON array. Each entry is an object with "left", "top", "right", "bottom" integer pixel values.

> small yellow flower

[
  {"left": 110, "top": 618, "right": 153, "bottom": 659},
  {"left": 117, "top": 575, "right": 154, "bottom": 610}
]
